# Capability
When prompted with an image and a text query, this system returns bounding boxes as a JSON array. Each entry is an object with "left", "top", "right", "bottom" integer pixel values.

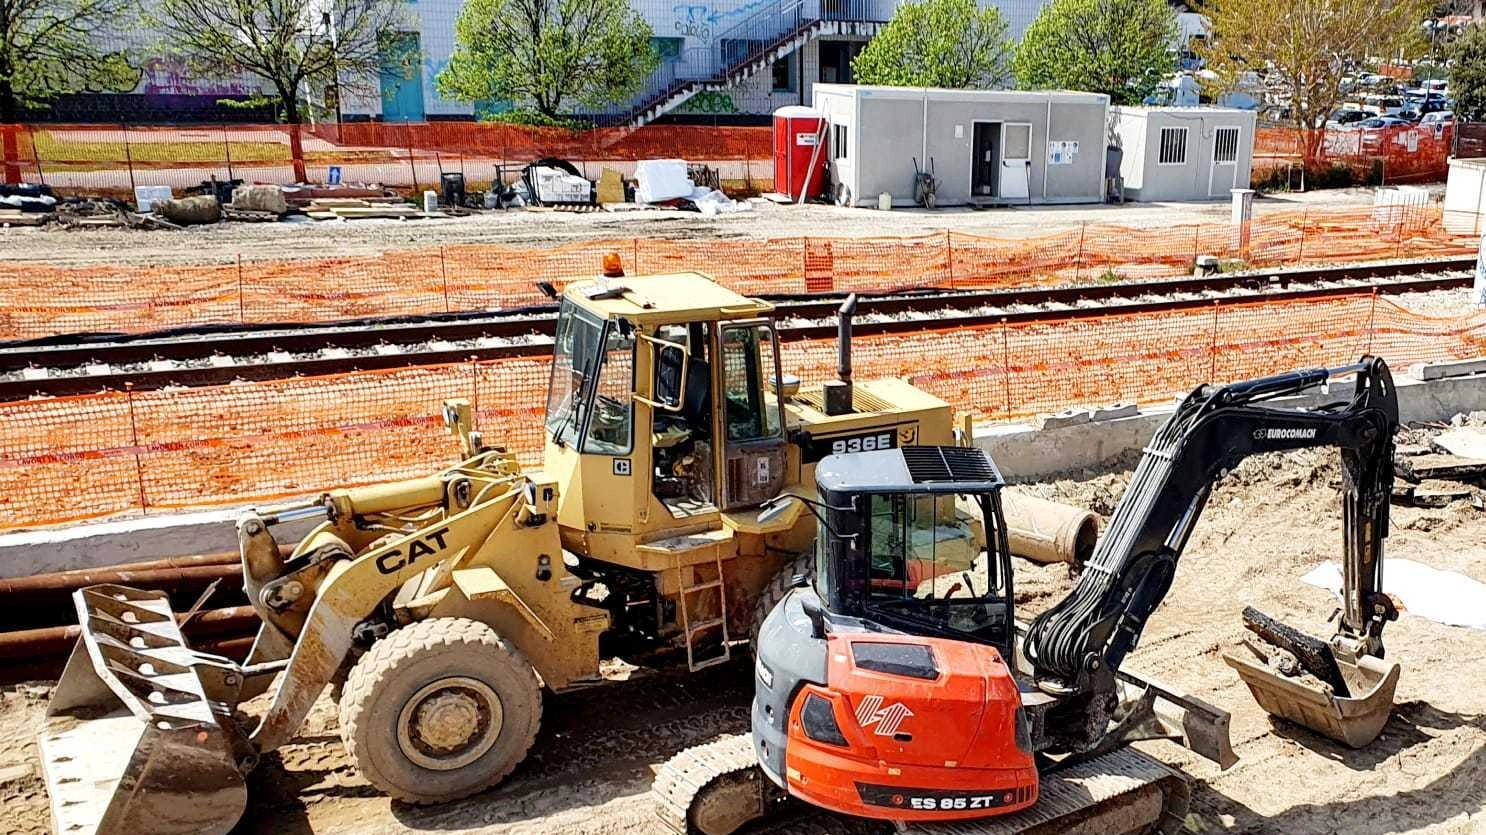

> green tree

[
  {"left": 1197, "top": 0, "right": 1432, "bottom": 170},
  {"left": 850, "top": 0, "right": 1013, "bottom": 89},
  {"left": 437, "top": 0, "right": 658, "bottom": 119},
  {"left": 0, "top": 0, "right": 139, "bottom": 122},
  {"left": 149, "top": 0, "right": 408, "bottom": 179},
  {"left": 1451, "top": 22, "right": 1486, "bottom": 121},
  {"left": 1012, "top": 0, "right": 1178, "bottom": 105}
]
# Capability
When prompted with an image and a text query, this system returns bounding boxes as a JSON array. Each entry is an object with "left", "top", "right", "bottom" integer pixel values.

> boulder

[
  {"left": 154, "top": 195, "right": 222, "bottom": 225},
  {"left": 231, "top": 184, "right": 288, "bottom": 215}
]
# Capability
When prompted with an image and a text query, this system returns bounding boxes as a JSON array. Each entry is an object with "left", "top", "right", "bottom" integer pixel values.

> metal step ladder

[{"left": 676, "top": 550, "right": 730, "bottom": 671}]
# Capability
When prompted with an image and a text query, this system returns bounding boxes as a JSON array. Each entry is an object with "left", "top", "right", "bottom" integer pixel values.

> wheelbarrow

[{"left": 913, "top": 156, "right": 937, "bottom": 209}]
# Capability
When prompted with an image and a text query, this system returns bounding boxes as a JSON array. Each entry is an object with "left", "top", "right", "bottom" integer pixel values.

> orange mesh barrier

[
  {"left": 5, "top": 292, "right": 1484, "bottom": 531},
  {"left": 1, "top": 206, "right": 1474, "bottom": 341},
  {"left": 1253, "top": 125, "right": 1454, "bottom": 185},
  {"left": 3, "top": 122, "right": 771, "bottom": 194}
]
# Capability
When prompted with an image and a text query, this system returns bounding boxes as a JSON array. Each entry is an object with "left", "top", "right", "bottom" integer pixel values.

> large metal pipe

[
  {"left": 0, "top": 564, "right": 243, "bottom": 598},
  {"left": 0, "top": 606, "right": 260, "bottom": 661},
  {"left": 1002, "top": 492, "right": 1099, "bottom": 568},
  {"left": 823, "top": 294, "right": 859, "bottom": 416}
]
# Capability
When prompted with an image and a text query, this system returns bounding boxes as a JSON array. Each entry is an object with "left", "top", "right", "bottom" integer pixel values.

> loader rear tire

[
  {"left": 749, "top": 552, "right": 814, "bottom": 650},
  {"left": 339, "top": 617, "right": 541, "bottom": 804}
]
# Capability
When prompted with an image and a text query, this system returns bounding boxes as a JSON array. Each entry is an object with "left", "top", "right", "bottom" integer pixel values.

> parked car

[
  {"left": 1358, "top": 116, "right": 1413, "bottom": 151},
  {"left": 1420, "top": 111, "right": 1455, "bottom": 126},
  {"left": 1328, "top": 108, "right": 1371, "bottom": 127}
]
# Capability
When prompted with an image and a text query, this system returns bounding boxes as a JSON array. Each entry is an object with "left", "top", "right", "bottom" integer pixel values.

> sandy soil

[
  {"left": 0, "top": 188, "right": 1389, "bottom": 267},
  {"left": 2, "top": 441, "right": 1483, "bottom": 835}
]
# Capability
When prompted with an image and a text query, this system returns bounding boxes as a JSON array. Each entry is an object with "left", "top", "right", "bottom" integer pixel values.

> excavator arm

[{"left": 1024, "top": 357, "right": 1399, "bottom": 731}]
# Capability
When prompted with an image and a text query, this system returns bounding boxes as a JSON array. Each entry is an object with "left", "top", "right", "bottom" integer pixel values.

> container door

[
  {"left": 378, "top": 32, "right": 425, "bottom": 123},
  {"left": 774, "top": 117, "right": 791, "bottom": 198},
  {"left": 972, "top": 122, "right": 1000, "bottom": 197},
  {"left": 1000, "top": 123, "right": 1032, "bottom": 200},
  {"left": 1209, "top": 126, "right": 1241, "bottom": 197}
]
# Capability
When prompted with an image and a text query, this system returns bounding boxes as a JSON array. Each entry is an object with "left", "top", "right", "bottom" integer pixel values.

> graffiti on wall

[
  {"left": 141, "top": 59, "right": 257, "bottom": 97},
  {"left": 671, "top": 0, "right": 772, "bottom": 44},
  {"left": 676, "top": 91, "right": 739, "bottom": 114}
]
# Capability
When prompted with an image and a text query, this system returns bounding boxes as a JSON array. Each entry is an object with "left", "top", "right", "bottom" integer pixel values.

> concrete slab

[{"left": 976, "top": 365, "right": 1486, "bottom": 482}]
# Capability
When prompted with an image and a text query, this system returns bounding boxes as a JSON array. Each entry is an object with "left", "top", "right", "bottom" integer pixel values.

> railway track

[{"left": 1, "top": 257, "right": 1472, "bottom": 400}]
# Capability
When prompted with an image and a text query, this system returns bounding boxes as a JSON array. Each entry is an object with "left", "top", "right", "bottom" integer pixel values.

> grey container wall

[
  {"left": 1111, "top": 106, "right": 1257, "bottom": 202},
  {"left": 810, "top": 85, "right": 1110, "bottom": 207}
]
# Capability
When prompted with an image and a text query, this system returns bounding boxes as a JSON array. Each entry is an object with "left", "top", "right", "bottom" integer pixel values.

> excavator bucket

[
  {"left": 38, "top": 585, "right": 253, "bottom": 835},
  {"left": 1223, "top": 645, "right": 1400, "bottom": 748}
]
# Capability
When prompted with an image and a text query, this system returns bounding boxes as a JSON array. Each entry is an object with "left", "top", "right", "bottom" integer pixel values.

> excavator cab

[{"left": 748, "top": 446, "right": 1038, "bottom": 828}]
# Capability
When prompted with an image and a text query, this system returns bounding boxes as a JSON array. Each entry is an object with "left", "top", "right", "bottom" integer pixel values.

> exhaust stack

[{"left": 822, "top": 294, "right": 858, "bottom": 416}]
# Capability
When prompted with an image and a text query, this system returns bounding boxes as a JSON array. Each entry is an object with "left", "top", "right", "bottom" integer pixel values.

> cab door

[{"left": 716, "top": 320, "right": 788, "bottom": 510}]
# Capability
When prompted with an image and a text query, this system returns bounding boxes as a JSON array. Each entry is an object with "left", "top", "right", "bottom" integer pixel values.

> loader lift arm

[{"left": 1024, "top": 356, "right": 1399, "bottom": 705}]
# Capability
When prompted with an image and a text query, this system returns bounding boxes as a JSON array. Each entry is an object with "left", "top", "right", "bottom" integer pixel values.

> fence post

[
  {"left": 121, "top": 123, "right": 137, "bottom": 195},
  {"left": 1208, "top": 300, "right": 1221, "bottom": 382},
  {"left": 945, "top": 229, "right": 954, "bottom": 289},
  {"left": 1296, "top": 210, "right": 1308, "bottom": 263},
  {"left": 1075, "top": 222, "right": 1087, "bottom": 282},
  {"left": 236, "top": 255, "right": 246, "bottom": 323},
  {"left": 125, "top": 383, "right": 148, "bottom": 515},
  {"left": 469, "top": 356, "right": 482, "bottom": 421},
  {"left": 439, "top": 246, "right": 451, "bottom": 313},
  {"left": 1, "top": 124, "right": 19, "bottom": 185},
  {"left": 27, "top": 126, "right": 45, "bottom": 186},
  {"left": 1000, "top": 317, "right": 1012, "bottom": 420},
  {"left": 1367, "top": 289, "right": 1379, "bottom": 354},
  {"left": 632, "top": 238, "right": 640, "bottom": 273},
  {"left": 1191, "top": 226, "right": 1200, "bottom": 266},
  {"left": 222, "top": 123, "right": 234, "bottom": 181},
  {"left": 406, "top": 123, "right": 420, "bottom": 192}
]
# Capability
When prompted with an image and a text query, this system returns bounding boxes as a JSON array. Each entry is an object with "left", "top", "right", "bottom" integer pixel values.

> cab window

[
  {"left": 581, "top": 320, "right": 636, "bottom": 454},
  {"left": 866, "top": 493, "right": 1006, "bottom": 638},
  {"left": 721, "top": 324, "right": 782, "bottom": 442}
]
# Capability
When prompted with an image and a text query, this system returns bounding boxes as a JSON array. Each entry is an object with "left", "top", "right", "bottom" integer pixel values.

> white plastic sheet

[
  {"left": 1301, "top": 559, "right": 1486, "bottom": 630},
  {"left": 635, "top": 159, "right": 693, "bottom": 203}
]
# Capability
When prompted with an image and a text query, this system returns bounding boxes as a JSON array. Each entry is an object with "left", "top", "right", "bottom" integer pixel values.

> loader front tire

[
  {"left": 339, "top": 617, "right": 541, "bottom": 804},
  {"left": 749, "top": 551, "right": 814, "bottom": 650}
]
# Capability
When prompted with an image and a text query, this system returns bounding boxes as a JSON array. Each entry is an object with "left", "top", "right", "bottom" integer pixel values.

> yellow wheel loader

[{"left": 39, "top": 263, "right": 1092, "bottom": 835}]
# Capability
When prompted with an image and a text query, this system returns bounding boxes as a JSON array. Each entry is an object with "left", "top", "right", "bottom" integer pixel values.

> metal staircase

[{"left": 599, "top": 0, "right": 891, "bottom": 127}]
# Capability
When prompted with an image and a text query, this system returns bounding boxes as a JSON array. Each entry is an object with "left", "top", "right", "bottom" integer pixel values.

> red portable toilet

[{"left": 773, "top": 106, "right": 827, "bottom": 201}]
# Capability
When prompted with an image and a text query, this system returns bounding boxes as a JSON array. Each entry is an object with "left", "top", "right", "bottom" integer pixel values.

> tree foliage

[
  {"left": 1197, "top": 0, "right": 1432, "bottom": 168},
  {"left": 850, "top": 0, "right": 1013, "bottom": 89},
  {"left": 1012, "top": 0, "right": 1178, "bottom": 105},
  {"left": 148, "top": 0, "right": 409, "bottom": 124},
  {"left": 0, "top": 0, "right": 140, "bottom": 121},
  {"left": 437, "top": 0, "right": 658, "bottom": 117},
  {"left": 1451, "top": 22, "right": 1486, "bottom": 122}
]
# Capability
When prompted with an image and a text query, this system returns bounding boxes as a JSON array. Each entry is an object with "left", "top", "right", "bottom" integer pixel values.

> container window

[
  {"left": 833, "top": 124, "right": 849, "bottom": 160},
  {"left": 1158, "top": 127, "right": 1188, "bottom": 165},
  {"left": 1214, "top": 126, "right": 1240, "bottom": 164}
]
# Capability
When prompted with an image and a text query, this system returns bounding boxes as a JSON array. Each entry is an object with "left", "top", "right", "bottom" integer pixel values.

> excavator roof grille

[
  {"left": 902, "top": 446, "right": 999, "bottom": 484},
  {"left": 815, "top": 446, "right": 1004, "bottom": 495}
]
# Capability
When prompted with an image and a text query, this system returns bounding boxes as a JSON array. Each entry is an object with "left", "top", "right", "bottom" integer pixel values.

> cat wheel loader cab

[{"left": 38, "top": 262, "right": 987, "bottom": 835}]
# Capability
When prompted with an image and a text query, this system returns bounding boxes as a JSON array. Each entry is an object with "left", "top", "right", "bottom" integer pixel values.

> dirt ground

[
  {"left": 0, "top": 188, "right": 1390, "bottom": 266},
  {"left": 2, "top": 442, "right": 1484, "bottom": 835}
]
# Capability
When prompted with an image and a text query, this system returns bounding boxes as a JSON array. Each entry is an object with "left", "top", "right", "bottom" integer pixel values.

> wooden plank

[{"left": 1396, "top": 453, "right": 1486, "bottom": 483}]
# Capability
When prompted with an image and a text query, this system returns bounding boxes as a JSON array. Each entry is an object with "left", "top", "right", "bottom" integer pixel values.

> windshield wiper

[{"left": 553, "top": 354, "right": 596, "bottom": 448}]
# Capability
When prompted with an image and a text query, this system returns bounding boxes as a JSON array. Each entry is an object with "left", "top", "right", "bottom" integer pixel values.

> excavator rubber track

[
  {"left": 904, "top": 748, "right": 1190, "bottom": 835},
  {"left": 654, "top": 733, "right": 779, "bottom": 835},
  {"left": 656, "top": 738, "right": 1187, "bottom": 835}
]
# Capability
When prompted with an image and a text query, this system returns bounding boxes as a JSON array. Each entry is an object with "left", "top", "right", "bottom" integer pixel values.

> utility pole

[{"left": 323, "top": 11, "right": 343, "bottom": 126}]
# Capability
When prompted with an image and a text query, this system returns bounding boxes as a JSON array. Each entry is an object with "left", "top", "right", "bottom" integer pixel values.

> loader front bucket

[
  {"left": 38, "top": 585, "right": 254, "bottom": 835},
  {"left": 1223, "top": 645, "right": 1400, "bottom": 748}
]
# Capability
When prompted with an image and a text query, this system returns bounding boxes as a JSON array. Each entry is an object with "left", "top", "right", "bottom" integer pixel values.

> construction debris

[
  {"left": 303, "top": 197, "right": 432, "bottom": 220},
  {"left": 230, "top": 184, "right": 288, "bottom": 216},
  {"left": 154, "top": 195, "right": 223, "bottom": 225},
  {"left": 1432, "top": 426, "right": 1486, "bottom": 460}
]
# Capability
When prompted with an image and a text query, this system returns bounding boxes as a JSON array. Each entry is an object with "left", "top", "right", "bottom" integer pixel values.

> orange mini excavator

[{"left": 655, "top": 357, "right": 1404, "bottom": 835}]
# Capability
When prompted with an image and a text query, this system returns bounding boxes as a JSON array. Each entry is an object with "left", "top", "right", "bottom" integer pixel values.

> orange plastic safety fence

[
  {"left": 4, "top": 207, "right": 1474, "bottom": 341},
  {"left": 8, "top": 290, "right": 1483, "bottom": 531}
]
